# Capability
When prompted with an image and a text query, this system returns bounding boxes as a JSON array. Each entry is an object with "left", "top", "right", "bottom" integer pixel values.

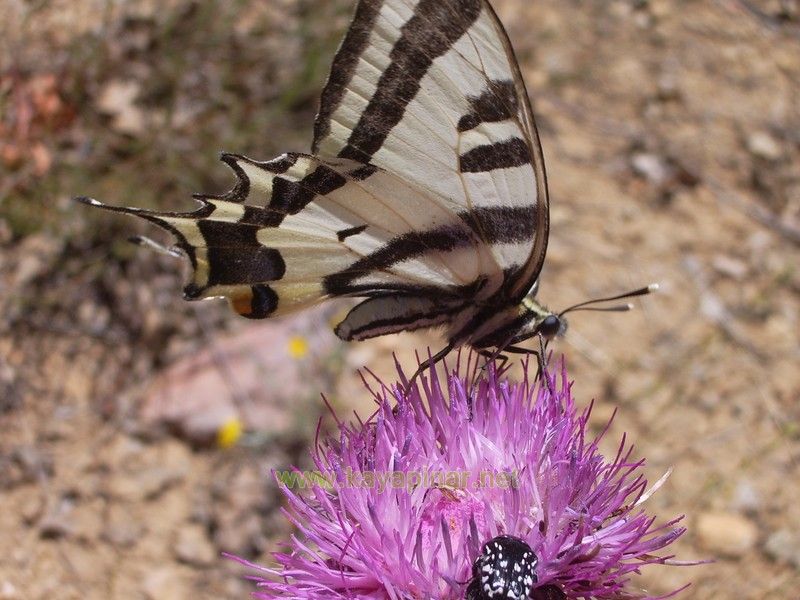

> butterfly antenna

[{"left": 559, "top": 283, "right": 659, "bottom": 317}]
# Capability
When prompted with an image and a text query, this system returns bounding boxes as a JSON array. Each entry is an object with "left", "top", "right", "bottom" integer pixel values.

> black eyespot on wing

[
  {"left": 247, "top": 284, "right": 279, "bottom": 319},
  {"left": 228, "top": 284, "right": 279, "bottom": 319}
]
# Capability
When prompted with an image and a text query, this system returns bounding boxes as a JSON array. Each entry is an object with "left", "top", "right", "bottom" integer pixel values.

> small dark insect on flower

[{"left": 466, "top": 535, "right": 538, "bottom": 600}]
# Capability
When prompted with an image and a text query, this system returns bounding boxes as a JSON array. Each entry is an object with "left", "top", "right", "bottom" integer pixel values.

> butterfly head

[
  {"left": 520, "top": 295, "right": 566, "bottom": 343},
  {"left": 509, "top": 283, "right": 660, "bottom": 347}
]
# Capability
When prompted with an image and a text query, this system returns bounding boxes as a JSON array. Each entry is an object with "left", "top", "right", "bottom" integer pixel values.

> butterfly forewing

[{"left": 314, "top": 0, "right": 549, "bottom": 305}]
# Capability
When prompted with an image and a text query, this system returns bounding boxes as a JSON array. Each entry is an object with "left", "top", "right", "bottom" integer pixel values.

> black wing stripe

[
  {"left": 335, "top": 295, "right": 466, "bottom": 341},
  {"left": 338, "top": 0, "right": 483, "bottom": 164},
  {"left": 197, "top": 153, "right": 302, "bottom": 205},
  {"left": 459, "top": 137, "right": 531, "bottom": 173},
  {"left": 242, "top": 205, "right": 283, "bottom": 227},
  {"left": 269, "top": 166, "right": 348, "bottom": 216},
  {"left": 460, "top": 206, "right": 536, "bottom": 245},
  {"left": 197, "top": 220, "right": 286, "bottom": 287},
  {"left": 457, "top": 80, "right": 519, "bottom": 132},
  {"left": 312, "top": 0, "right": 385, "bottom": 154},
  {"left": 203, "top": 154, "right": 355, "bottom": 228},
  {"left": 338, "top": 305, "right": 458, "bottom": 340},
  {"left": 337, "top": 224, "right": 369, "bottom": 241},
  {"left": 324, "top": 206, "right": 535, "bottom": 295},
  {"left": 324, "top": 222, "right": 473, "bottom": 295}
]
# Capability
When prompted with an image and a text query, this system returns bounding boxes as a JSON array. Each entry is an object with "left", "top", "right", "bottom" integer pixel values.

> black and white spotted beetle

[{"left": 465, "top": 535, "right": 538, "bottom": 599}]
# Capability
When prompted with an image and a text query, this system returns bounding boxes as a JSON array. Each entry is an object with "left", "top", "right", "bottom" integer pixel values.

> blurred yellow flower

[
  {"left": 288, "top": 335, "right": 309, "bottom": 359},
  {"left": 217, "top": 416, "right": 243, "bottom": 449}
]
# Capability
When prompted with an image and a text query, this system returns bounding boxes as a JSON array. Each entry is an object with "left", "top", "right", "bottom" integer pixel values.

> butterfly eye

[{"left": 538, "top": 315, "right": 561, "bottom": 339}]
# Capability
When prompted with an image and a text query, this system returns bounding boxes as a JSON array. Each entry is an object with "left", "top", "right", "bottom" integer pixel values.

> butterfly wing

[
  {"left": 79, "top": 152, "right": 495, "bottom": 330},
  {"left": 313, "top": 0, "right": 549, "bottom": 301},
  {"left": 79, "top": 0, "right": 550, "bottom": 343}
]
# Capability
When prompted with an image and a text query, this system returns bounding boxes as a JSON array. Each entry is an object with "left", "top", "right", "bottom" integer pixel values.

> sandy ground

[{"left": 1, "top": 1, "right": 799, "bottom": 598}]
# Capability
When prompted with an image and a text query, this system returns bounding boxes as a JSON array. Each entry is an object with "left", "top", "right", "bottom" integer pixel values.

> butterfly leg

[
  {"left": 498, "top": 344, "right": 543, "bottom": 379},
  {"left": 477, "top": 348, "right": 510, "bottom": 371},
  {"left": 471, "top": 349, "right": 509, "bottom": 392},
  {"left": 503, "top": 341, "right": 556, "bottom": 396},
  {"left": 403, "top": 343, "right": 454, "bottom": 396}
]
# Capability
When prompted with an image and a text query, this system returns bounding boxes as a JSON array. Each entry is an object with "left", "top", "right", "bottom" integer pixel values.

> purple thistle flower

[{"left": 235, "top": 356, "right": 688, "bottom": 599}]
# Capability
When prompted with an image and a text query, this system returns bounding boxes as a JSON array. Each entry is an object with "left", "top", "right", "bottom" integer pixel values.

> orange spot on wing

[{"left": 230, "top": 291, "right": 254, "bottom": 316}]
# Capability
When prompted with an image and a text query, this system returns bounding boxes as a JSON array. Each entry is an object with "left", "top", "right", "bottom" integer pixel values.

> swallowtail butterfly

[{"left": 78, "top": 0, "right": 655, "bottom": 373}]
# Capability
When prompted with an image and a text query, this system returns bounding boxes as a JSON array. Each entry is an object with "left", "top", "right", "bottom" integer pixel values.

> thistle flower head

[{"left": 238, "top": 356, "right": 687, "bottom": 599}]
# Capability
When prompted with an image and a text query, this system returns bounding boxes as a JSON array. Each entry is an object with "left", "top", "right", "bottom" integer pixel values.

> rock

[
  {"left": 657, "top": 73, "right": 681, "bottom": 101},
  {"left": 209, "top": 461, "right": 273, "bottom": 554},
  {"left": 174, "top": 524, "right": 217, "bottom": 567},
  {"left": 100, "top": 503, "right": 143, "bottom": 548},
  {"left": 696, "top": 511, "right": 758, "bottom": 557},
  {"left": 10, "top": 445, "right": 53, "bottom": 485},
  {"left": 137, "top": 465, "right": 186, "bottom": 500},
  {"left": 107, "top": 463, "right": 185, "bottom": 502},
  {"left": 104, "top": 440, "right": 191, "bottom": 501},
  {"left": 96, "top": 80, "right": 146, "bottom": 135},
  {"left": 731, "top": 480, "right": 760, "bottom": 513},
  {"left": 19, "top": 490, "right": 45, "bottom": 525},
  {"left": 649, "top": 0, "right": 672, "bottom": 19},
  {"left": 38, "top": 513, "right": 74, "bottom": 540},
  {"left": 141, "top": 567, "right": 189, "bottom": 600},
  {"left": 213, "top": 511, "right": 268, "bottom": 556},
  {"left": 712, "top": 255, "right": 748, "bottom": 281},
  {"left": 631, "top": 152, "right": 671, "bottom": 186},
  {"left": 71, "top": 498, "right": 105, "bottom": 542},
  {"left": 141, "top": 311, "right": 338, "bottom": 444},
  {"left": 747, "top": 131, "right": 782, "bottom": 161},
  {"left": 0, "top": 581, "right": 20, "bottom": 600},
  {"left": 764, "top": 529, "right": 800, "bottom": 568}
]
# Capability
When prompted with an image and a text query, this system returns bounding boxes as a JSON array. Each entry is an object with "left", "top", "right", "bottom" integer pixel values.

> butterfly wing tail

[{"left": 75, "top": 153, "right": 346, "bottom": 319}]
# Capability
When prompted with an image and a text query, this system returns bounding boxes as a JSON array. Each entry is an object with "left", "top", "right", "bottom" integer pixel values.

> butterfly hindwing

[
  {"left": 80, "top": 152, "right": 500, "bottom": 323},
  {"left": 336, "top": 295, "right": 468, "bottom": 341}
]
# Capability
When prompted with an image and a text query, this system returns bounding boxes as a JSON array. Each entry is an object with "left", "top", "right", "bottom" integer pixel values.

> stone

[
  {"left": 96, "top": 80, "right": 146, "bottom": 135},
  {"left": 731, "top": 480, "right": 760, "bottom": 513},
  {"left": 712, "top": 255, "right": 748, "bottom": 281},
  {"left": 631, "top": 152, "right": 671, "bottom": 186},
  {"left": 764, "top": 529, "right": 800, "bottom": 569},
  {"left": 141, "top": 567, "right": 189, "bottom": 600},
  {"left": 0, "top": 581, "right": 20, "bottom": 600},
  {"left": 102, "top": 505, "right": 144, "bottom": 548},
  {"left": 38, "top": 513, "right": 74, "bottom": 540},
  {"left": 747, "top": 131, "right": 782, "bottom": 161},
  {"left": 696, "top": 511, "right": 758, "bottom": 557},
  {"left": 174, "top": 524, "right": 217, "bottom": 567}
]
